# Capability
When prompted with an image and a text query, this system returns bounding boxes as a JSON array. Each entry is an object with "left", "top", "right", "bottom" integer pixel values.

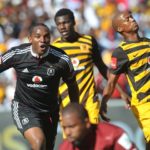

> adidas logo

[{"left": 22, "top": 68, "right": 29, "bottom": 73}]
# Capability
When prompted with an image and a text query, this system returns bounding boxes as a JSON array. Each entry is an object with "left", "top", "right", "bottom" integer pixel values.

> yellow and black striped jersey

[
  {"left": 52, "top": 34, "right": 105, "bottom": 107},
  {"left": 110, "top": 38, "right": 150, "bottom": 105}
]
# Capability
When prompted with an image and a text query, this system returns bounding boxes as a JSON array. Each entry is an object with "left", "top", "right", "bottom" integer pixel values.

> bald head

[
  {"left": 61, "top": 103, "right": 89, "bottom": 121},
  {"left": 112, "top": 12, "right": 122, "bottom": 32},
  {"left": 112, "top": 11, "right": 130, "bottom": 32},
  {"left": 112, "top": 10, "right": 139, "bottom": 34}
]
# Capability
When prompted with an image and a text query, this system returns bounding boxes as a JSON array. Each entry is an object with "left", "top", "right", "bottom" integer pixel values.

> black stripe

[
  {"left": 131, "top": 63, "right": 148, "bottom": 76},
  {"left": 126, "top": 45, "right": 149, "bottom": 54},
  {"left": 128, "top": 71, "right": 149, "bottom": 91},
  {"left": 137, "top": 88, "right": 150, "bottom": 101},
  {"left": 135, "top": 73, "right": 150, "bottom": 90},
  {"left": 130, "top": 52, "right": 148, "bottom": 64},
  {"left": 79, "top": 71, "right": 93, "bottom": 105},
  {"left": 77, "top": 41, "right": 92, "bottom": 46},
  {"left": 68, "top": 52, "right": 91, "bottom": 58},
  {"left": 61, "top": 66, "right": 93, "bottom": 102},
  {"left": 61, "top": 46, "right": 80, "bottom": 50}
]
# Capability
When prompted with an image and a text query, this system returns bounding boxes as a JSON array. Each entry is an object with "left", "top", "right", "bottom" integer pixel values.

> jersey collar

[{"left": 30, "top": 46, "right": 49, "bottom": 59}]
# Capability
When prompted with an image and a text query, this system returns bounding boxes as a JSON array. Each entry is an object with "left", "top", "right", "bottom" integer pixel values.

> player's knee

[{"left": 31, "top": 136, "right": 46, "bottom": 150}]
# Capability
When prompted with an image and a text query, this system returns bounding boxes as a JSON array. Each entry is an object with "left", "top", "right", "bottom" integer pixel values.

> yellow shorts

[
  {"left": 85, "top": 100, "right": 100, "bottom": 124},
  {"left": 131, "top": 102, "right": 150, "bottom": 142}
]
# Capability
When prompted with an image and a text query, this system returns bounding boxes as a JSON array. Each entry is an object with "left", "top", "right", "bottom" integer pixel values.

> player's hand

[
  {"left": 100, "top": 100, "right": 110, "bottom": 122},
  {"left": 120, "top": 92, "right": 131, "bottom": 110}
]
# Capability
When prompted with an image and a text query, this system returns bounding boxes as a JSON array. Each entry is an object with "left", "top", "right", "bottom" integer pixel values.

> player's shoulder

[
  {"left": 48, "top": 45, "right": 70, "bottom": 63},
  {"left": 52, "top": 37, "right": 61, "bottom": 45},
  {"left": 142, "top": 37, "right": 150, "bottom": 42},
  {"left": 49, "top": 44, "right": 67, "bottom": 55},
  {"left": 10, "top": 43, "right": 31, "bottom": 52},
  {"left": 80, "top": 34, "right": 92, "bottom": 39},
  {"left": 98, "top": 122, "right": 123, "bottom": 132}
]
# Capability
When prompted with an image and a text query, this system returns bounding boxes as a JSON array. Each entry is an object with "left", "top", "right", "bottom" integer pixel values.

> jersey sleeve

[
  {"left": 115, "top": 132, "right": 137, "bottom": 150},
  {"left": 0, "top": 48, "right": 15, "bottom": 72},
  {"left": 91, "top": 36, "right": 103, "bottom": 64},
  {"left": 110, "top": 47, "right": 129, "bottom": 75},
  {"left": 91, "top": 36, "right": 108, "bottom": 79},
  {"left": 61, "top": 54, "right": 76, "bottom": 84}
]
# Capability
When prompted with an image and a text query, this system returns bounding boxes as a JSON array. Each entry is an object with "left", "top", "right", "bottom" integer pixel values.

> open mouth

[{"left": 40, "top": 45, "right": 47, "bottom": 49}]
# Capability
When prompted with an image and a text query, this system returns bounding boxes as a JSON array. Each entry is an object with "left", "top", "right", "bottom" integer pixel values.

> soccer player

[
  {"left": 0, "top": 23, "right": 79, "bottom": 150},
  {"left": 59, "top": 103, "right": 137, "bottom": 150},
  {"left": 53, "top": 8, "right": 130, "bottom": 124},
  {"left": 100, "top": 10, "right": 150, "bottom": 149}
]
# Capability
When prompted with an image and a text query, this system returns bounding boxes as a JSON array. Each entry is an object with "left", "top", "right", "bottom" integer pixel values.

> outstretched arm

[
  {"left": 92, "top": 37, "right": 130, "bottom": 106},
  {"left": 100, "top": 73, "right": 119, "bottom": 121},
  {"left": 116, "top": 83, "right": 131, "bottom": 109}
]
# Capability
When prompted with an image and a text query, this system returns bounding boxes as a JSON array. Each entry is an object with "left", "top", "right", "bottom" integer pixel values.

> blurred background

[{"left": 0, "top": 0, "right": 149, "bottom": 149}]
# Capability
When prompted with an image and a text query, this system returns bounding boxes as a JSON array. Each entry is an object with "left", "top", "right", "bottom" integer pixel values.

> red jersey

[{"left": 59, "top": 122, "right": 137, "bottom": 150}]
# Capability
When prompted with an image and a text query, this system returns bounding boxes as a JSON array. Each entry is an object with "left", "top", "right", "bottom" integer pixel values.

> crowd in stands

[{"left": 0, "top": 0, "right": 149, "bottom": 109}]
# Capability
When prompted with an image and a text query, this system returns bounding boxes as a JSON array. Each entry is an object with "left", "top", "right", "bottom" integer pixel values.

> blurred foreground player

[{"left": 59, "top": 103, "right": 137, "bottom": 150}]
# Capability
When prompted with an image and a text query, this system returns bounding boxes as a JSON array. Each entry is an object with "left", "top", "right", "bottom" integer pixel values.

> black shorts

[{"left": 11, "top": 100, "right": 59, "bottom": 148}]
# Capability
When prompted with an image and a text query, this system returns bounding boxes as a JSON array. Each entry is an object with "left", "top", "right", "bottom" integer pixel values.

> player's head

[
  {"left": 28, "top": 23, "right": 50, "bottom": 56},
  {"left": 61, "top": 103, "right": 91, "bottom": 145},
  {"left": 54, "top": 8, "right": 76, "bottom": 40},
  {"left": 112, "top": 10, "right": 139, "bottom": 35}
]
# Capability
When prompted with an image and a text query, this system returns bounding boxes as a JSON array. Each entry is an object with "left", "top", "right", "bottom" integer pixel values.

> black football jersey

[{"left": 0, "top": 43, "right": 75, "bottom": 112}]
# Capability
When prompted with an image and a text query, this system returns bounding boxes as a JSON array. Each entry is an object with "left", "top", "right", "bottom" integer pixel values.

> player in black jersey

[
  {"left": 100, "top": 11, "right": 150, "bottom": 149},
  {"left": 0, "top": 23, "right": 79, "bottom": 150}
]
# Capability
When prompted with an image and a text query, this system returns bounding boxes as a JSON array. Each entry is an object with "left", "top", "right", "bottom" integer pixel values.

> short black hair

[
  {"left": 61, "top": 103, "right": 89, "bottom": 121},
  {"left": 54, "top": 8, "right": 75, "bottom": 22},
  {"left": 29, "top": 23, "right": 50, "bottom": 35}
]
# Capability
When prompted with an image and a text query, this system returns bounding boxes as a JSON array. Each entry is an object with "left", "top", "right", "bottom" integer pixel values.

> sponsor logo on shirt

[
  {"left": 28, "top": 76, "right": 47, "bottom": 88},
  {"left": 111, "top": 57, "right": 117, "bottom": 69},
  {"left": 71, "top": 58, "right": 85, "bottom": 71},
  {"left": 27, "top": 84, "right": 47, "bottom": 88},
  {"left": 32, "top": 76, "right": 43, "bottom": 83}
]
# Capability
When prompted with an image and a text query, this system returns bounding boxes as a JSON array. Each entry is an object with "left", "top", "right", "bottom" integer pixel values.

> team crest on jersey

[
  {"left": 47, "top": 66, "right": 55, "bottom": 76},
  {"left": 80, "top": 44, "right": 89, "bottom": 52},
  {"left": 71, "top": 58, "right": 79, "bottom": 68},
  {"left": 71, "top": 57, "right": 85, "bottom": 71},
  {"left": 32, "top": 76, "right": 43, "bottom": 83}
]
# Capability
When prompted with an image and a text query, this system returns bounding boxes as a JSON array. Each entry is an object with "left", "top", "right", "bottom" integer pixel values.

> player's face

[
  {"left": 62, "top": 112, "right": 90, "bottom": 144},
  {"left": 118, "top": 11, "right": 139, "bottom": 33},
  {"left": 29, "top": 26, "right": 50, "bottom": 55},
  {"left": 55, "top": 15, "right": 75, "bottom": 40}
]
